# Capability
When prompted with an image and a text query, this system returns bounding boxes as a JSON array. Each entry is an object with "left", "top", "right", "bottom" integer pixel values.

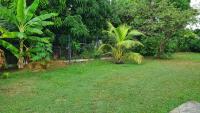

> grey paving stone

[{"left": 170, "top": 101, "right": 200, "bottom": 113}]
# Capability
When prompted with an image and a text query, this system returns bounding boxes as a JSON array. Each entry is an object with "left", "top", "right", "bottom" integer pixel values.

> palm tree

[
  {"left": 0, "top": 0, "right": 57, "bottom": 68},
  {"left": 99, "top": 22, "right": 144, "bottom": 64}
]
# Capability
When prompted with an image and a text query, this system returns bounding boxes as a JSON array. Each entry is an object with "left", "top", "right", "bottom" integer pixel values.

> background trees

[{"left": 111, "top": 0, "right": 196, "bottom": 58}]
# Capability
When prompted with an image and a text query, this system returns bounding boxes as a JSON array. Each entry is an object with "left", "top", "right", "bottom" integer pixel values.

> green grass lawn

[{"left": 0, "top": 53, "right": 200, "bottom": 113}]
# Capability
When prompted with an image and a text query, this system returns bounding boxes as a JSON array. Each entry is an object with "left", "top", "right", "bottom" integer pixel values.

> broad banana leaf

[
  {"left": 26, "top": 27, "right": 43, "bottom": 35},
  {"left": 27, "top": 13, "right": 58, "bottom": 25},
  {"left": 17, "top": 0, "right": 26, "bottom": 24},
  {"left": 25, "top": 0, "right": 40, "bottom": 21},
  {"left": 0, "top": 39, "right": 19, "bottom": 58},
  {"left": 2, "top": 32, "right": 26, "bottom": 39},
  {"left": 27, "top": 36, "right": 50, "bottom": 43}
]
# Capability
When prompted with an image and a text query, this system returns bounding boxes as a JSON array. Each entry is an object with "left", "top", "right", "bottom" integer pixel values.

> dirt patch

[
  {"left": 158, "top": 60, "right": 200, "bottom": 67},
  {"left": 0, "top": 78, "right": 37, "bottom": 97}
]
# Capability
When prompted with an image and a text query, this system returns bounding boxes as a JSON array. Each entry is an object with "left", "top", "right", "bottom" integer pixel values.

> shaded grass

[{"left": 0, "top": 52, "right": 200, "bottom": 113}]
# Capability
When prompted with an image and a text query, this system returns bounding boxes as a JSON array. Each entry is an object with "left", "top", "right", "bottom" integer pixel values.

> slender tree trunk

[
  {"left": 157, "top": 39, "right": 166, "bottom": 59},
  {"left": 17, "top": 40, "right": 25, "bottom": 69}
]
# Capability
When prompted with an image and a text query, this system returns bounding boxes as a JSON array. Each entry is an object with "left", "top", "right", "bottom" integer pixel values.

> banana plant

[
  {"left": 0, "top": 0, "right": 57, "bottom": 69},
  {"left": 99, "top": 22, "right": 144, "bottom": 64}
]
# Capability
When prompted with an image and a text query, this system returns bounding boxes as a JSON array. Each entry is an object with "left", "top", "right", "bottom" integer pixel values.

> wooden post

[{"left": 68, "top": 35, "right": 72, "bottom": 63}]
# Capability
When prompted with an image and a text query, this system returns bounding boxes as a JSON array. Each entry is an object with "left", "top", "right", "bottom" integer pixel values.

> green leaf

[
  {"left": 125, "top": 52, "right": 143, "bottom": 64},
  {"left": 0, "top": 6, "right": 17, "bottom": 25},
  {"left": 127, "top": 30, "right": 144, "bottom": 39},
  {"left": 28, "top": 13, "right": 58, "bottom": 24},
  {"left": 17, "top": 0, "right": 26, "bottom": 24},
  {"left": 0, "top": 39, "right": 19, "bottom": 58},
  {"left": 0, "top": 26, "right": 7, "bottom": 33},
  {"left": 25, "top": 0, "right": 40, "bottom": 21},
  {"left": 40, "top": 21, "right": 54, "bottom": 26},
  {"left": 27, "top": 36, "right": 50, "bottom": 43},
  {"left": 118, "top": 40, "right": 144, "bottom": 49},
  {"left": 2, "top": 32, "right": 26, "bottom": 39},
  {"left": 26, "top": 27, "right": 43, "bottom": 35}
]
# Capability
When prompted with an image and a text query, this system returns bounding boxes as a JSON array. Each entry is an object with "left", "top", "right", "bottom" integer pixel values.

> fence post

[{"left": 67, "top": 35, "right": 72, "bottom": 63}]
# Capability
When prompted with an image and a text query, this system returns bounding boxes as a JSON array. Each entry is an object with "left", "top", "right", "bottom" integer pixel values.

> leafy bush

[
  {"left": 190, "top": 38, "right": 200, "bottom": 52},
  {"left": 80, "top": 45, "right": 101, "bottom": 59},
  {"left": 160, "top": 39, "right": 178, "bottom": 58},
  {"left": 176, "top": 30, "right": 200, "bottom": 52},
  {"left": 29, "top": 40, "right": 52, "bottom": 65},
  {"left": 137, "top": 37, "right": 160, "bottom": 56},
  {"left": 137, "top": 36, "right": 177, "bottom": 58}
]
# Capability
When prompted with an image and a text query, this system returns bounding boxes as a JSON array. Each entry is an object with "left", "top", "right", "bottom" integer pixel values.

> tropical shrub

[
  {"left": 137, "top": 36, "right": 160, "bottom": 56},
  {"left": 99, "top": 22, "right": 144, "bottom": 64},
  {"left": 0, "top": 0, "right": 57, "bottom": 69},
  {"left": 29, "top": 41, "right": 52, "bottom": 64}
]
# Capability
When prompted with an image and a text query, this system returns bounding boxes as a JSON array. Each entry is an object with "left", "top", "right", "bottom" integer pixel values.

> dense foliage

[
  {"left": 111, "top": 0, "right": 196, "bottom": 58},
  {"left": 0, "top": 0, "right": 199, "bottom": 68}
]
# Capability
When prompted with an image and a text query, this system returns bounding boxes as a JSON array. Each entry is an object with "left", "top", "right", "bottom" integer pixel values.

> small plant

[
  {"left": 27, "top": 40, "right": 52, "bottom": 70},
  {"left": 0, "top": 72, "right": 10, "bottom": 79},
  {"left": 99, "top": 22, "right": 144, "bottom": 64}
]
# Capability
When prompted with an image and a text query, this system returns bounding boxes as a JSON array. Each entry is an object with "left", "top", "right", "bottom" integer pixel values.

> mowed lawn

[{"left": 0, "top": 53, "right": 200, "bottom": 113}]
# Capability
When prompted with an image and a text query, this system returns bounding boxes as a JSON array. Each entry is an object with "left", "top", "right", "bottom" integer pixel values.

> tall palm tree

[
  {"left": 99, "top": 22, "right": 144, "bottom": 64},
  {"left": 0, "top": 0, "right": 57, "bottom": 68}
]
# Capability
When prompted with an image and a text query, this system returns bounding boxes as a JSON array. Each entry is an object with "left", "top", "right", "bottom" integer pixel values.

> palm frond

[
  {"left": 118, "top": 40, "right": 144, "bottom": 49},
  {"left": 117, "top": 24, "right": 131, "bottom": 41},
  {"left": 98, "top": 44, "right": 114, "bottom": 52},
  {"left": 125, "top": 52, "right": 143, "bottom": 64},
  {"left": 127, "top": 29, "right": 144, "bottom": 39}
]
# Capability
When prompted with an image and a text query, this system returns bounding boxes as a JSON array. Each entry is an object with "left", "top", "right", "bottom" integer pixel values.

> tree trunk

[
  {"left": 0, "top": 49, "right": 6, "bottom": 69},
  {"left": 157, "top": 39, "right": 166, "bottom": 59},
  {"left": 17, "top": 40, "right": 25, "bottom": 69},
  {"left": 114, "top": 48, "right": 124, "bottom": 64}
]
